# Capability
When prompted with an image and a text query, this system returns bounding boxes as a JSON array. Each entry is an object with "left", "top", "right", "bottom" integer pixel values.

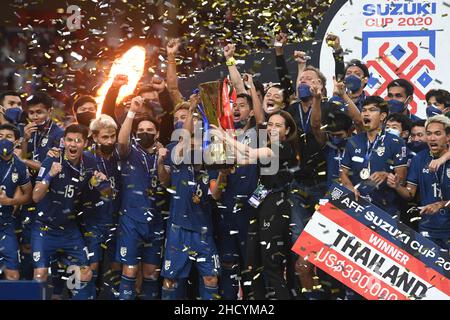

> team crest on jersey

[
  {"left": 33, "top": 251, "right": 40, "bottom": 262},
  {"left": 41, "top": 137, "right": 48, "bottom": 147},
  {"left": 164, "top": 260, "right": 171, "bottom": 271},
  {"left": 11, "top": 172, "right": 18, "bottom": 183},
  {"left": 120, "top": 246, "right": 127, "bottom": 257},
  {"left": 376, "top": 146, "right": 385, "bottom": 157},
  {"left": 447, "top": 168, "right": 450, "bottom": 179}
]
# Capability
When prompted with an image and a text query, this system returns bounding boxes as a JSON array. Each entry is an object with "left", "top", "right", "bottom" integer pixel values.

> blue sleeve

[
  {"left": 36, "top": 157, "right": 56, "bottom": 182},
  {"left": 406, "top": 155, "right": 420, "bottom": 186},
  {"left": 391, "top": 137, "right": 408, "bottom": 168},
  {"left": 52, "top": 126, "right": 65, "bottom": 148},
  {"left": 18, "top": 162, "right": 30, "bottom": 186}
]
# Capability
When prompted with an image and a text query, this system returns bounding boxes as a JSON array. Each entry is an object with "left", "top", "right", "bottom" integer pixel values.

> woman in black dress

[{"left": 212, "top": 110, "right": 298, "bottom": 299}]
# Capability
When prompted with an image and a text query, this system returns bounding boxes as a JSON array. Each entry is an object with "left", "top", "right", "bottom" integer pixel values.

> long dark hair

[{"left": 267, "top": 111, "right": 300, "bottom": 164}]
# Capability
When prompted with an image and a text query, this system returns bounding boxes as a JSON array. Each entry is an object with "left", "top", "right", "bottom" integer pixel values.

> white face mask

[{"left": 386, "top": 128, "right": 401, "bottom": 137}]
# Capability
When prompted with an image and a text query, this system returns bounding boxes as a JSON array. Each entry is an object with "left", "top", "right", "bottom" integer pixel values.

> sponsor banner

[
  {"left": 318, "top": 0, "right": 450, "bottom": 118},
  {"left": 292, "top": 184, "right": 450, "bottom": 300}
]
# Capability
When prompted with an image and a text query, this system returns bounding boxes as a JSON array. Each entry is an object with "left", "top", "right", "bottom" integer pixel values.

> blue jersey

[
  {"left": 219, "top": 128, "right": 259, "bottom": 213},
  {"left": 80, "top": 150, "right": 121, "bottom": 227},
  {"left": 407, "top": 150, "right": 450, "bottom": 238},
  {"left": 168, "top": 153, "right": 217, "bottom": 234},
  {"left": 323, "top": 144, "right": 344, "bottom": 190},
  {"left": 35, "top": 154, "right": 102, "bottom": 229},
  {"left": 341, "top": 131, "right": 407, "bottom": 215},
  {"left": 329, "top": 93, "right": 366, "bottom": 112},
  {"left": 0, "top": 155, "right": 30, "bottom": 225},
  {"left": 23, "top": 121, "right": 64, "bottom": 164},
  {"left": 119, "top": 143, "right": 162, "bottom": 224}
]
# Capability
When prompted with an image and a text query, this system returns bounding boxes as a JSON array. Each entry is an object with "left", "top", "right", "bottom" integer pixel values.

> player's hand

[
  {"left": 310, "top": 80, "right": 322, "bottom": 99},
  {"left": 387, "top": 173, "right": 400, "bottom": 189},
  {"left": 242, "top": 73, "right": 254, "bottom": 88},
  {"left": 352, "top": 187, "right": 361, "bottom": 201},
  {"left": 223, "top": 43, "right": 236, "bottom": 60},
  {"left": 112, "top": 74, "right": 128, "bottom": 88},
  {"left": 369, "top": 171, "right": 388, "bottom": 186},
  {"left": 188, "top": 93, "right": 200, "bottom": 113},
  {"left": 326, "top": 33, "right": 342, "bottom": 51},
  {"left": 420, "top": 202, "right": 443, "bottom": 215},
  {"left": 293, "top": 51, "right": 308, "bottom": 65},
  {"left": 428, "top": 158, "right": 446, "bottom": 172},
  {"left": 0, "top": 189, "right": 12, "bottom": 206},
  {"left": 151, "top": 76, "right": 166, "bottom": 93},
  {"left": 47, "top": 147, "right": 60, "bottom": 158},
  {"left": 13, "top": 147, "right": 22, "bottom": 158},
  {"left": 158, "top": 147, "right": 169, "bottom": 163},
  {"left": 274, "top": 32, "right": 288, "bottom": 55},
  {"left": 167, "top": 38, "right": 181, "bottom": 57},
  {"left": 130, "top": 96, "right": 144, "bottom": 113},
  {"left": 23, "top": 122, "right": 38, "bottom": 140},
  {"left": 333, "top": 76, "right": 346, "bottom": 98},
  {"left": 91, "top": 170, "right": 107, "bottom": 187},
  {"left": 49, "top": 162, "right": 62, "bottom": 177}
]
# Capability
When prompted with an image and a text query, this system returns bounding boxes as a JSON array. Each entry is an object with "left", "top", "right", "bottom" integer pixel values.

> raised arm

[
  {"left": 32, "top": 161, "right": 61, "bottom": 203},
  {"left": 274, "top": 32, "right": 294, "bottom": 97},
  {"left": 223, "top": 44, "right": 246, "bottom": 95},
  {"left": 242, "top": 73, "right": 263, "bottom": 123},
  {"left": 166, "top": 38, "right": 184, "bottom": 106},
  {"left": 333, "top": 76, "right": 363, "bottom": 132},
  {"left": 102, "top": 74, "right": 128, "bottom": 122},
  {"left": 157, "top": 146, "right": 171, "bottom": 187},
  {"left": 294, "top": 51, "right": 308, "bottom": 94},
  {"left": 326, "top": 33, "right": 345, "bottom": 80},
  {"left": 310, "top": 82, "right": 327, "bottom": 146},
  {"left": 117, "top": 96, "right": 142, "bottom": 158}
]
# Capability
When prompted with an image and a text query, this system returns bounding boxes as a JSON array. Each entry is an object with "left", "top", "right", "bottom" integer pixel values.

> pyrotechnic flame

[{"left": 95, "top": 45, "right": 146, "bottom": 117}]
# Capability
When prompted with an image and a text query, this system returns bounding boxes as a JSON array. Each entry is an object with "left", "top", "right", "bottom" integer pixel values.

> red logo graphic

[{"left": 365, "top": 42, "right": 435, "bottom": 114}]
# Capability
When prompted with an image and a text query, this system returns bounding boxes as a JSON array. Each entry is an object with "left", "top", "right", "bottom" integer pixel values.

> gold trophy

[{"left": 198, "top": 80, "right": 233, "bottom": 168}]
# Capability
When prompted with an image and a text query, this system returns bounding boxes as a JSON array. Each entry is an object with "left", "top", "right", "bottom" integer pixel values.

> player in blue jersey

[
  {"left": 388, "top": 115, "right": 450, "bottom": 250},
  {"left": 386, "top": 79, "right": 421, "bottom": 121},
  {"left": 31, "top": 124, "right": 110, "bottom": 299},
  {"left": 0, "top": 91, "right": 23, "bottom": 126},
  {"left": 78, "top": 115, "right": 122, "bottom": 299},
  {"left": 340, "top": 96, "right": 408, "bottom": 217},
  {"left": 116, "top": 96, "right": 164, "bottom": 300},
  {"left": 158, "top": 94, "right": 220, "bottom": 300},
  {"left": 18, "top": 92, "right": 64, "bottom": 280},
  {"left": 0, "top": 124, "right": 32, "bottom": 280},
  {"left": 210, "top": 93, "right": 259, "bottom": 299}
]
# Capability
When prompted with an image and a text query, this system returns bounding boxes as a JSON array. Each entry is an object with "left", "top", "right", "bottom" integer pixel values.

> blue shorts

[
  {"left": 30, "top": 223, "right": 90, "bottom": 269},
  {"left": 161, "top": 223, "right": 220, "bottom": 280},
  {"left": 216, "top": 209, "right": 251, "bottom": 264},
  {"left": 115, "top": 214, "right": 164, "bottom": 266},
  {"left": 0, "top": 224, "right": 20, "bottom": 270},
  {"left": 83, "top": 224, "right": 118, "bottom": 264}
]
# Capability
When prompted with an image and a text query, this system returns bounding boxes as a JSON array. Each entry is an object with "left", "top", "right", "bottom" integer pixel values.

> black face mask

[
  {"left": 137, "top": 132, "right": 155, "bottom": 149},
  {"left": 76, "top": 111, "right": 96, "bottom": 127},
  {"left": 99, "top": 143, "right": 115, "bottom": 155}
]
